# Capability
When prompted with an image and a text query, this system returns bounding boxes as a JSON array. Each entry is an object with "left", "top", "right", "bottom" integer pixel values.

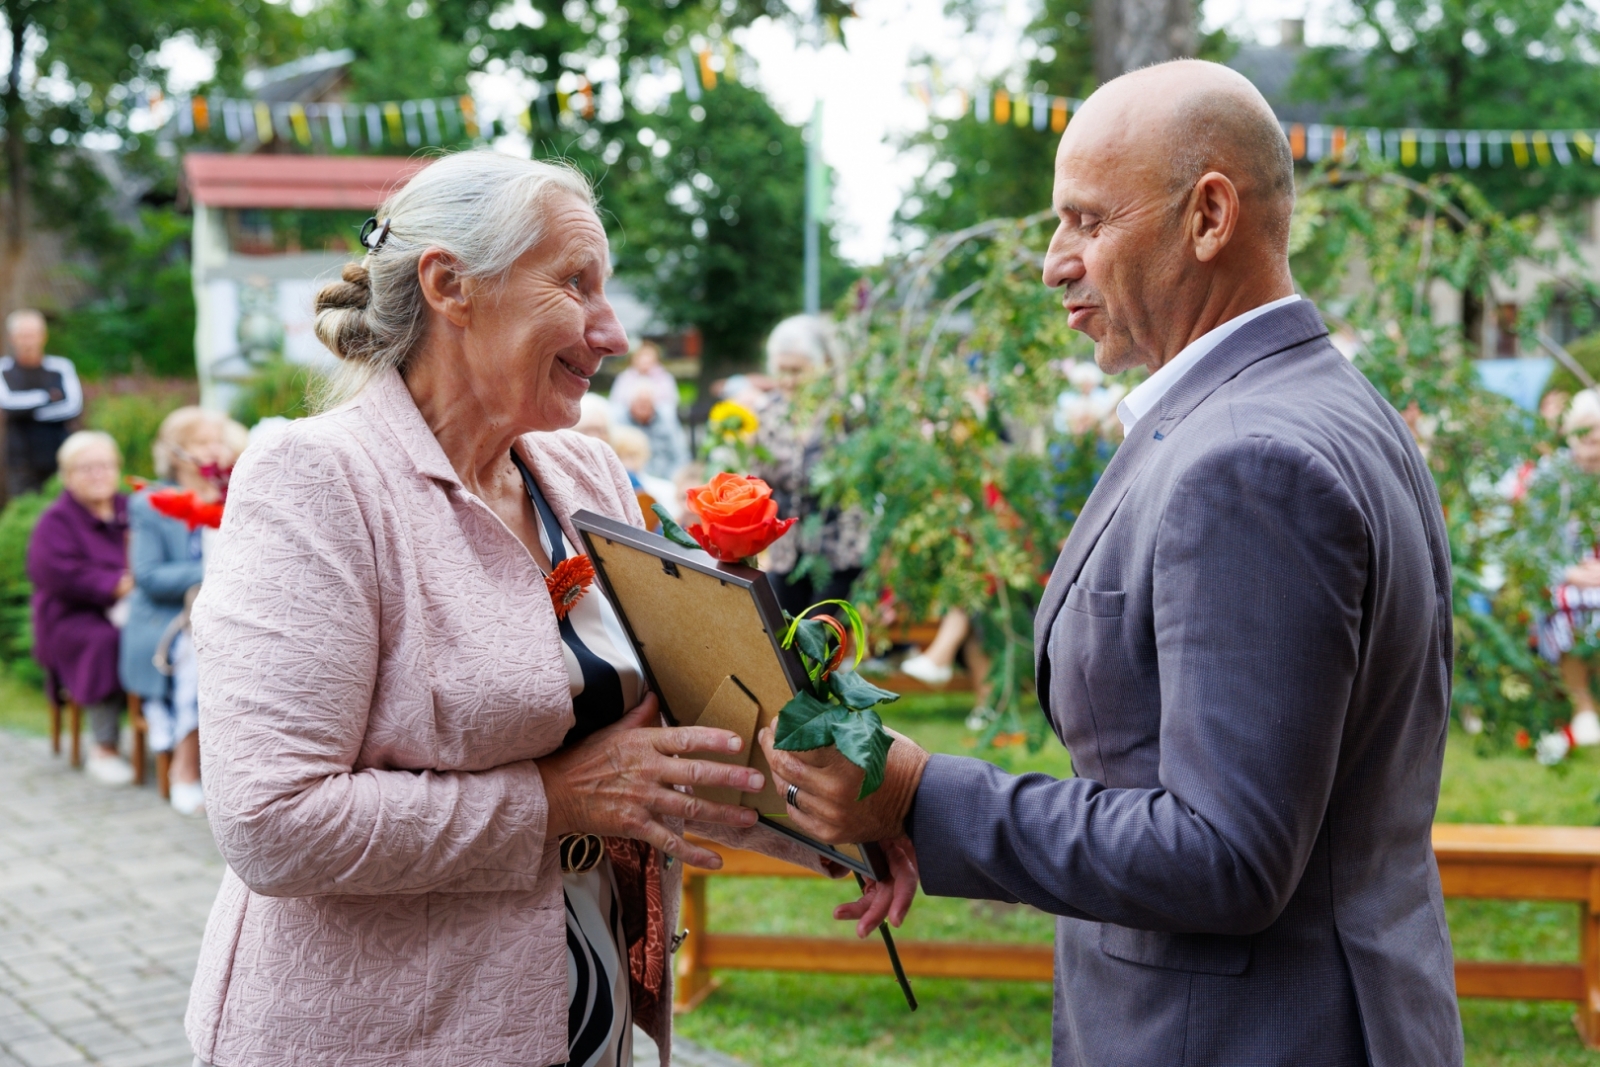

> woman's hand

[
  {"left": 537, "top": 693, "right": 764, "bottom": 870},
  {"left": 114, "top": 573, "right": 135, "bottom": 599},
  {"left": 834, "top": 835, "right": 920, "bottom": 939}
]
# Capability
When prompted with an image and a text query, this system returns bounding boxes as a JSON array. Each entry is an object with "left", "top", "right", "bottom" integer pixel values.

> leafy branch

[{"left": 772, "top": 601, "right": 899, "bottom": 798}]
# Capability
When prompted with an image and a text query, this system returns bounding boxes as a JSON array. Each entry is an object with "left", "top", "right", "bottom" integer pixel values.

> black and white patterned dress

[{"left": 512, "top": 451, "right": 646, "bottom": 1067}]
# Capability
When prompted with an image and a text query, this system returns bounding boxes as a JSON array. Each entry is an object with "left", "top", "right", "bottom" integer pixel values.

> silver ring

[{"left": 785, "top": 782, "right": 801, "bottom": 810}]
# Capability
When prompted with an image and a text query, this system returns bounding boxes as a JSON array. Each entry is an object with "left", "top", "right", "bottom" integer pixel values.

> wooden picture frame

[{"left": 573, "top": 510, "right": 887, "bottom": 882}]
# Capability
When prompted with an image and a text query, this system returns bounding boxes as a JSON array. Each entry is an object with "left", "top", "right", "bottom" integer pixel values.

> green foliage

[
  {"left": 1545, "top": 331, "right": 1600, "bottom": 398},
  {"left": 50, "top": 209, "right": 196, "bottom": 380},
  {"left": 229, "top": 359, "right": 323, "bottom": 427},
  {"left": 1289, "top": 162, "right": 1600, "bottom": 745},
  {"left": 0, "top": 488, "right": 55, "bottom": 685},
  {"left": 774, "top": 605, "right": 898, "bottom": 797},
  {"left": 85, "top": 383, "right": 196, "bottom": 481},
  {"left": 810, "top": 213, "right": 1101, "bottom": 728},
  {"left": 1290, "top": 0, "right": 1600, "bottom": 215},
  {"left": 586, "top": 79, "right": 848, "bottom": 379}
]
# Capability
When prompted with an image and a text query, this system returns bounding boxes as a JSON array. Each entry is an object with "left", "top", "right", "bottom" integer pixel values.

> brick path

[{"left": 0, "top": 732, "right": 743, "bottom": 1067}]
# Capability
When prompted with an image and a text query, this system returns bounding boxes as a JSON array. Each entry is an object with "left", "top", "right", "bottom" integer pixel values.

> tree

[
  {"left": 0, "top": 0, "right": 302, "bottom": 318},
  {"left": 1092, "top": 0, "right": 1192, "bottom": 82},
  {"left": 898, "top": 0, "right": 1228, "bottom": 238},
  {"left": 589, "top": 79, "right": 846, "bottom": 382},
  {"left": 1290, "top": 0, "right": 1600, "bottom": 215}
]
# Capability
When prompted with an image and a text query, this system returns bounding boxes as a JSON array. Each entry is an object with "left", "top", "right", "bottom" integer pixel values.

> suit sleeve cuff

[{"left": 906, "top": 753, "right": 1005, "bottom": 899}]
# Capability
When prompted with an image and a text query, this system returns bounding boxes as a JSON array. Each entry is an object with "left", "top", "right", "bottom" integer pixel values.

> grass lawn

[{"left": 674, "top": 691, "right": 1600, "bottom": 1066}]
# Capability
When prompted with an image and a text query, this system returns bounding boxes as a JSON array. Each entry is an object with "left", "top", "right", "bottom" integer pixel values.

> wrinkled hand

[
  {"left": 835, "top": 835, "right": 919, "bottom": 939},
  {"left": 1568, "top": 558, "right": 1600, "bottom": 588},
  {"left": 538, "top": 693, "right": 764, "bottom": 870},
  {"left": 758, "top": 726, "right": 931, "bottom": 846}
]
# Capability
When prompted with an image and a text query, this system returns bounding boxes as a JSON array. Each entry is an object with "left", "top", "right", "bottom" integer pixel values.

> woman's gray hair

[
  {"left": 57, "top": 429, "right": 119, "bottom": 472},
  {"left": 313, "top": 150, "right": 596, "bottom": 407},
  {"left": 764, "top": 314, "right": 837, "bottom": 375}
]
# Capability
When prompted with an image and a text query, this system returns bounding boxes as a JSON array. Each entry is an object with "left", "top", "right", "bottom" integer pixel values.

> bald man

[{"left": 761, "top": 60, "right": 1461, "bottom": 1065}]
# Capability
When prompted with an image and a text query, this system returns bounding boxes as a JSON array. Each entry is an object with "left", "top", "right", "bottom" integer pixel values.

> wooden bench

[
  {"left": 678, "top": 824, "right": 1600, "bottom": 1047},
  {"left": 1434, "top": 823, "right": 1600, "bottom": 1043}
]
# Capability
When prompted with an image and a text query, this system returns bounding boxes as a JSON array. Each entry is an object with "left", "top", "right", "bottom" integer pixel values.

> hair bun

[
  {"left": 314, "top": 262, "right": 377, "bottom": 362},
  {"left": 317, "top": 262, "right": 371, "bottom": 313}
]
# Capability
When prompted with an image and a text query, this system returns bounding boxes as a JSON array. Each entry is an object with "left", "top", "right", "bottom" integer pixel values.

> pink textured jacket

[{"left": 187, "top": 369, "right": 822, "bottom": 1067}]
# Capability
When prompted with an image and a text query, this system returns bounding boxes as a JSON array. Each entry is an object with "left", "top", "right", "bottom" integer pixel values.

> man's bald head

[
  {"left": 1073, "top": 59, "right": 1295, "bottom": 251},
  {"left": 1043, "top": 59, "right": 1299, "bottom": 375}
]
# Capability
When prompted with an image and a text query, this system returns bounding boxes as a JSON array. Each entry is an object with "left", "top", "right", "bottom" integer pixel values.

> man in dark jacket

[
  {"left": 0, "top": 308, "right": 83, "bottom": 498},
  {"left": 761, "top": 59, "right": 1462, "bottom": 1066}
]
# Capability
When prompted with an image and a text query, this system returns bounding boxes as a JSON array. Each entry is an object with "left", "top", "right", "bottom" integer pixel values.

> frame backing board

[{"left": 573, "top": 510, "right": 878, "bottom": 880}]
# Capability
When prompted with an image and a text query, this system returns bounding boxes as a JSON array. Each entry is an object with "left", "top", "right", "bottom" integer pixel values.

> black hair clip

[{"left": 359, "top": 216, "right": 393, "bottom": 252}]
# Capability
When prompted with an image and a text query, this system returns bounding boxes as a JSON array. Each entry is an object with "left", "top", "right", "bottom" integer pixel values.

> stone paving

[
  {"left": 0, "top": 731, "right": 743, "bottom": 1067},
  {"left": 0, "top": 733, "right": 221, "bottom": 1067}
]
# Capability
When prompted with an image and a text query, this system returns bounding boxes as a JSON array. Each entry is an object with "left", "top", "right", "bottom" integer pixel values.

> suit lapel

[{"left": 1033, "top": 300, "right": 1331, "bottom": 709}]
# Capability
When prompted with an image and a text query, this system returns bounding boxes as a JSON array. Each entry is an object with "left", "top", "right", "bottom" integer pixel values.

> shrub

[
  {"left": 230, "top": 359, "right": 324, "bottom": 426},
  {"left": 0, "top": 488, "right": 57, "bottom": 685}
]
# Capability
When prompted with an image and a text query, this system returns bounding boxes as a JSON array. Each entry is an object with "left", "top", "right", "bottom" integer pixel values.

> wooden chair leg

[
  {"left": 128, "top": 694, "right": 146, "bottom": 787},
  {"left": 1579, "top": 874, "right": 1600, "bottom": 1047},
  {"left": 68, "top": 701, "right": 81, "bottom": 768},
  {"left": 48, "top": 696, "right": 60, "bottom": 755},
  {"left": 156, "top": 751, "right": 171, "bottom": 801}
]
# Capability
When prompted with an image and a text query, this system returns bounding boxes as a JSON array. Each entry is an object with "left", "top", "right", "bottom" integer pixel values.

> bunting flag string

[
  {"left": 151, "top": 43, "right": 731, "bottom": 150},
  {"left": 921, "top": 83, "right": 1600, "bottom": 169}
]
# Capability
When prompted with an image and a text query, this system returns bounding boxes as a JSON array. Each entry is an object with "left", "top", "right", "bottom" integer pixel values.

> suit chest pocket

[{"left": 1064, "top": 583, "right": 1125, "bottom": 618}]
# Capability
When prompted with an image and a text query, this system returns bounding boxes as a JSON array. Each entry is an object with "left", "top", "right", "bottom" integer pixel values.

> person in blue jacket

[{"left": 120, "top": 406, "right": 245, "bottom": 816}]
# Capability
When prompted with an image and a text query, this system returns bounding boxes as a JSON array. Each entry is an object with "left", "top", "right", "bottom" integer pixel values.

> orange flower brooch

[{"left": 546, "top": 555, "right": 597, "bottom": 620}]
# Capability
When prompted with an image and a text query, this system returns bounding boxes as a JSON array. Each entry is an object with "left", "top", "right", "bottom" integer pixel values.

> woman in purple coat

[{"left": 28, "top": 430, "right": 133, "bottom": 785}]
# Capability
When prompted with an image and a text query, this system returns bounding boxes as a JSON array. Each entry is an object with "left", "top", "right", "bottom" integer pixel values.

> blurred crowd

[{"left": 27, "top": 404, "right": 246, "bottom": 815}]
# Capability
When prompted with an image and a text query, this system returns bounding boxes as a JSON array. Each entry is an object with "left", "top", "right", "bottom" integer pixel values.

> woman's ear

[{"left": 417, "top": 248, "right": 471, "bottom": 327}]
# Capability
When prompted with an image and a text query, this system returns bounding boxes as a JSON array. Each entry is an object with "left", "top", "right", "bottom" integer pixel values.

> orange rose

[{"left": 684, "top": 472, "right": 797, "bottom": 562}]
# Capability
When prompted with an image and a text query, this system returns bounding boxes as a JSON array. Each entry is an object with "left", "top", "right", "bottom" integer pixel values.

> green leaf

[
  {"left": 793, "top": 617, "right": 835, "bottom": 666},
  {"left": 652, "top": 504, "right": 703, "bottom": 551},
  {"left": 831, "top": 708, "right": 893, "bottom": 799},
  {"left": 773, "top": 690, "right": 842, "bottom": 751},
  {"left": 829, "top": 669, "right": 900, "bottom": 711}
]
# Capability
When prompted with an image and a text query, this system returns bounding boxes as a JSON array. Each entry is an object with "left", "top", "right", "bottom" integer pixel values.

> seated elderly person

[
  {"left": 185, "top": 150, "right": 829, "bottom": 1067},
  {"left": 120, "top": 406, "right": 246, "bottom": 816},
  {"left": 27, "top": 431, "right": 132, "bottom": 785}
]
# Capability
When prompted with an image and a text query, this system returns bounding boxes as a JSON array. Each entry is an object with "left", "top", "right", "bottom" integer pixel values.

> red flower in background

[
  {"left": 684, "top": 473, "right": 796, "bottom": 562},
  {"left": 148, "top": 489, "right": 224, "bottom": 531}
]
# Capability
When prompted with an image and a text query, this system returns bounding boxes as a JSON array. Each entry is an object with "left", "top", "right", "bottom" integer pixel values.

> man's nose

[{"left": 1042, "top": 233, "right": 1085, "bottom": 289}]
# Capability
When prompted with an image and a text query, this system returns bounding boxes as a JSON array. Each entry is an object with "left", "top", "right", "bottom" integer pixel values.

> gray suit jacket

[{"left": 907, "top": 301, "right": 1462, "bottom": 1066}]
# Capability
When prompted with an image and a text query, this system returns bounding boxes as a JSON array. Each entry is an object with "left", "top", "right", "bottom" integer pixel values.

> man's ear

[
  {"left": 417, "top": 248, "right": 471, "bottom": 327},
  {"left": 1188, "top": 171, "right": 1240, "bottom": 264}
]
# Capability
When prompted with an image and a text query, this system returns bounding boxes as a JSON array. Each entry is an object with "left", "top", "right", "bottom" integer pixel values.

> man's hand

[
  {"left": 835, "top": 835, "right": 919, "bottom": 938},
  {"left": 758, "top": 727, "right": 931, "bottom": 846}
]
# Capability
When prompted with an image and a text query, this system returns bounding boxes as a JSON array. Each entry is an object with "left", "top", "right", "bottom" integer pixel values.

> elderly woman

[
  {"left": 751, "top": 314, "right": 870, "bottom": 616},
  {"left": 121, "top": 406, "right": 246, "bottom": 816},
  {"left": 186, "top": 151, "right": 824, "bottom": 1067},
  {"left": 27, "top": 431, "right": 132, "bottom": 785}
]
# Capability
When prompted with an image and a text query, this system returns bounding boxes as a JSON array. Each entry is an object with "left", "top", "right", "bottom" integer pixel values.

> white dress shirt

[{"left": 1116, "top": 294, "right": 1303, "bottom": 434}]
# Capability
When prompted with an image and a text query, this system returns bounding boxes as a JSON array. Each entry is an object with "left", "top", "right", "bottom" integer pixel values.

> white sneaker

[
  {"left": 900, "top": 652, "right": 954, "bottom": 686},
  {"left": 85, "top": 753, "right": 135, "bottom": 786},
  {"left": 1573, "top": 709, "right": 1600, "bottom": 746},
  {"left": 171, "top": 780, "right": 206, "bottom": 817}
]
